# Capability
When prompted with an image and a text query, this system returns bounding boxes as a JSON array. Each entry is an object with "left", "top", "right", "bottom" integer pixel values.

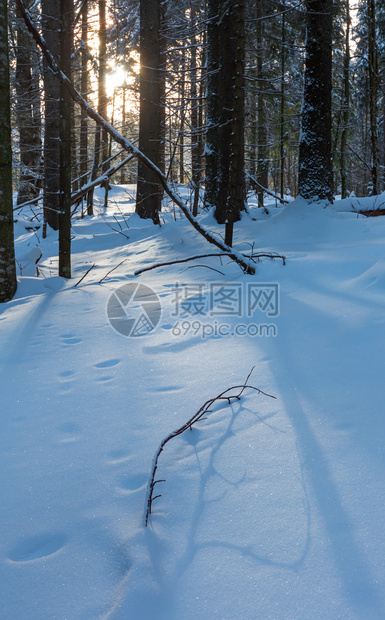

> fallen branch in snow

[
  {"left": 246, "top": 173, "right": 290, "bottom": 205},
  {"left": 98, "top": 259, "right": 128, "bottom": 284},
  {"left": 134, "top": 252, "right": 286, "bottom": 275},
  {"left": 144, "top": 368, "right": 276, "bottom": 527},
  {"left": 74, "top": 263, "right": 96, "bottom": 287},
  {"left": 16, "top": 0, "right": 262, "bottom": 276},
  {"left": 71, "top": 155, "right": 135, "bottom": 207}
]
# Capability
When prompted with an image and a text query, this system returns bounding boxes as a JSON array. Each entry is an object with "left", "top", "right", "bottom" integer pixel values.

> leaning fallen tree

[{"left": 16, "top": 0, "right": 285, "bottom": 276}]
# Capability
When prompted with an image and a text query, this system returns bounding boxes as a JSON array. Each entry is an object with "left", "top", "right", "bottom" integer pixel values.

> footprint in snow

[
  {"left": 95, "top": 375, "right": 114, "bottom": 383},
  {"left": 118, "top": 473, "right": 147, "bottom": 493},
  {"left": 60, "top": 334, "right": 82, "bottom": 346},
  {"left": 58, "top": 370, "right": 75, "bottom": 380},
  {"left": 8, "top": 533, "right": 67, "bottom": 562},
  {"left": 94, "top": 359, "right": 121, "bottom": 369},
  {"left": 106, "top": 449, "right": 131, "bottom": 465},
  {"left": 57, "top": 421, "right": 80, "bottom": 443}
]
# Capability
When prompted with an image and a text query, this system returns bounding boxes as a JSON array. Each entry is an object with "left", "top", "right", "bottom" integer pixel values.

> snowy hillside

[{"left": 1, "top": 188, "right": 385, "bottom": 619}]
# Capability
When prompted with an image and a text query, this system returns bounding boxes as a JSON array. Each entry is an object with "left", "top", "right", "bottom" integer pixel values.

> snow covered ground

[{"left": 1, "top": 187, "right": 385, "bottom": 619}]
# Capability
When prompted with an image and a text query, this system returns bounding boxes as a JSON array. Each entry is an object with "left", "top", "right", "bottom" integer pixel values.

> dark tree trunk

[
  {"left": 298, "top": 0, "right": 333, "bottom": 203},
  {"left": 205, "top": 0, "right": 246, "bottom": 227},
  {"left": 87, "top": 0, "right": 108, "bottom": 214},
  {"left": 204, "top": 0, "right": 220, "bottom": 211},
  {"left": 0, "top": 0, "right": 17, "bottom": 302},
  {"left": 79, "top": 0, "right": 89, "bottom": 202},
  {"left": 42, "top": 0, "right": 61, "bottom": 230},
  {"left": 15, "top": 0, "right": 41, "bottom": 206},
  {"left": 58, "top": 0, "right": 72, "bottom": 278},
  {"left": 256, "top": 0, "right": 268, "bottom": 208},
  {"left": 340, "top": 0, "right": 350, "bottom": 199},
  {"left": 280, "top": 1, "right": 286, "bottom": 201},
  {"left": 225, "top": 0, "right": 246, "bottom": 245},
  {"left": 368, "top": 0, "right": 379, "bottom": 195},
  {"left": 136, "top": 0, "right": 162, "bottom": 223},
  {"left": 190, "top": 2, "right": 200, "bottom": 216}
]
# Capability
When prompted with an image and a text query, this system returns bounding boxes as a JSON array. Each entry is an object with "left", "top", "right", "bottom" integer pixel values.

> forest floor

[{"left": 1, "top": 187, "right": 385, "bottom": 619}]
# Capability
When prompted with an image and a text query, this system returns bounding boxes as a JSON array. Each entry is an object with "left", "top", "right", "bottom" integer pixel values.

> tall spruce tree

[
  {"left": 136, "top": 0, "right": 163, "bottom": 223},
  {"left": 58, "top": 0, "right": 72, "bottom": 278},
  {"left": 204, "top": 0, "right": 246, "bottom": 231},
  {"left": 42, "top": 0, "right": 61, "bottom": 231},
  {"left": 15, "top": 0, "right": 41, "bottom": 206},
  {"left": 298, "top": 0, "right": 333, "bottom": 202},
  {"left": 0, "top": 0, "right": 17, "bottom": 302}
]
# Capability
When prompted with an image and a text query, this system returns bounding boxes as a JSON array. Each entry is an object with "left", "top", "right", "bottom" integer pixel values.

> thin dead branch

[
  {"left": 144, "top": 368, "right": 276, "bottom": 526},
  {"left": 71, "top": 155, "right": 135, "bottom": 206},
  {"left": 134, "top": 252, "right": 286, "bottom": 275},
  {"left": 74, "top": 263, "right": 96, "bottom": 287},
  {"left": 246, "top": 173, "right": 290, "bottom": 205},
  {"left": 98, "top": 259, "right": 128, "bottom": 284}
]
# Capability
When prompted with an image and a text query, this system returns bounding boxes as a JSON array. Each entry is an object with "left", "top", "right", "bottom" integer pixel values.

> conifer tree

[
  {"left": 298, "top": 0, "right": 333, "bottom": 202},
  {"left": 0, "top": 0, "right": 17, "bottom": 302}
]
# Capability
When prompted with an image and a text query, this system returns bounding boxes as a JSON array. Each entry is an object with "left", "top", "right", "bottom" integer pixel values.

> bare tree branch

[
  {"left": 135, "top": 252, "right": 286, "bottom": 275},
  {"left": 71, "top": 155, "right": 135, "bottom": 206},
  {"left": 144, "top": 368, "right": 276, "bottom": 526}
]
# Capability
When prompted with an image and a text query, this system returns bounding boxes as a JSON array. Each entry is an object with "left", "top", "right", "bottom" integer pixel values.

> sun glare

[{"left": 108, "top": 66, "right": 128, "bottom": 92}]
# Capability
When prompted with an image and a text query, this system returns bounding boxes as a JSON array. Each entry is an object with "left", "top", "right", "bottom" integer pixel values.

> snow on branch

[{"left": 71, "top": 155, "right": 135, "bottom": 206}]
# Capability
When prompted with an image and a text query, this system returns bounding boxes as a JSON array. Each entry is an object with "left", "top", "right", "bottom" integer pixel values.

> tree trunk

[
  {"left": 368, "top": 0, "right": 379, "bottom": 195},
  {"left": 0, "top": 0, "right": 17, "bottom": 302},
  {"left": 42, "top": 0, "right": 61, "bottom": 230},
  {"left": 204, "top": 0, "right": 220, "bottom": 211},
  {"left": 136, "top": 0, "right": 162, "bottom": 223},
  {"left": 256, "top": 0, "right": 268, "bottom": 209},
  {"left": 298, "top": 0, "right": 333, "bottom": 203},
  {"left": 190, "top": 2, "right": 200, "bottom": 216},
  {"left": 340, "top": 0, "right": 350, "bottom": 199},
  {"left": 15, "top": 0, "right": 41, "bottom": 206},
  {"left": 225, "top": 0, "right": 246, "bottom": 245},
  {"left": 79, "top": 0, "right": 89, "bottom": 207},
  {"left": 280, "top": 1, "right": 286, "bottom": 201},
  {"left": 58, "top": 0, "right": 72, "bottom": 278},
  {"left": 87, "top": 0, "right": 108, "bottom": 214},
  {"left": 205, "top": 0, "right": 246, "bottom": 227}
]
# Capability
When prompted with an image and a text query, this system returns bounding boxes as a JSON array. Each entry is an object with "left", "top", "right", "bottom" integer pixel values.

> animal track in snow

[
  {"left": 94, "top": 359, "right": 121, "bottom": 369},
  {"left": 8, "top": 533, "right": 67, "bottom": 562},
  {"left": 60, "top": 334, "right": 82, "bottom": 346},
  {"left": 58, "top": 370, "right": 75, "bottom": 380},
  {"left": 106, "top": 449, "right": 131, "bottom": 465},
  {"left": 95, "top": 375, "right": 114, "bottom": 383},
  {"left": 118, "top": 473, "right": 147, "bottom": 493},
  {"left": 57, "top": 421, "right": 80, "bottom": 443}
]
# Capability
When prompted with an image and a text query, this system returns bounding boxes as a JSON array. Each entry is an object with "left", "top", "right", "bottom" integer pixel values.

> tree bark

[
  {"left": 368, "top": 0, "right": 379, "bottom": 195},
  {"left": 58, "top": 0, "right": 72, "bottom": 278},
  {"left": 136, "top": 0, "right": 162, "bottom": 223},
  {"left": 15, "top": 0, "right": 41, "bottom": 206},
  {"left": 205, "top": 0, "right": 246, "bottom": 226},
  {"left": 42, "top": 0, "right": 61, "bottom": 230},
  {"left": 256, "top": 0, "right": 268, "bottom": 208},
  {"left": 79, "top": 0, "right": 89, "bottom": 201},
  {"left": 298, "top": 0, "right": 333, "bottom": 203},
  {"left": 225, "top": 0, "right": 246, "bottom": 245},
  {"left": 0, "top": 0, "right": 17, "bottom": 302},
  {"left": 340, "top": 0, "right": 350, "bottom": 199},
  {"left": 204, "top": 0, "right": 220, "bottom": 211}
]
